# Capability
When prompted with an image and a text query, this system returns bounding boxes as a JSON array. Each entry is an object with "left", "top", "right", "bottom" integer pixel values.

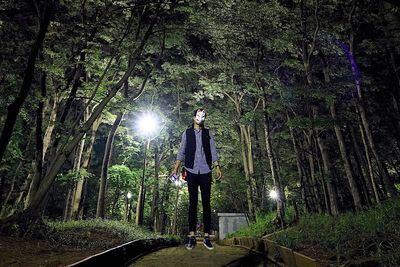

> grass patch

[
  {"left": 227, "top": 206, "right": 297, "bottom": 238},
  {"left": 161, "top": 234, "right": 183, "bottom": 243},
  {"left": 46, "top": 219, "right": 159, "bottom": 249},
  {"left": 226, "top": 212, "right": 276, "bottom": 239},
  {"left": 226, "top": 199, "right": 400, "bottom": 265},
  {"left": 275, "top": 199, "right": 400, "bottom": 265}
]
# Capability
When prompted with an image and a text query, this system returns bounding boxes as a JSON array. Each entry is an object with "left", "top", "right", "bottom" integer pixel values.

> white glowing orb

[
  {"left": 269, "top": 190, "right": 278, "bottom": 200},
  {"left": 138, "top": 113, "right": 158, "bottom": 136},
  {"left": 127, "top": 192, "right": 132, "bottom": 199}
]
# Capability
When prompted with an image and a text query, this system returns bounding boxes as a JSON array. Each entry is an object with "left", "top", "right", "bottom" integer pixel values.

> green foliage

[
  {"left": 108, "top": 165, "right": 137, "bottom": 189},
  {"left": 269, "top": 199, "right": 400, "bottom": 265},
  {"left": 226, "top": 213, "right": 276, "bottom": 239},
  {"left": 2, "top": 2, "right": 400, "bottom": 258},
  {"left": 161, "top": 234, "right": 183, "bottom": 244},
  {"left": 227, "top": 206, "right": 298, "bottom": 238},
  {"left": 57, "top": 168, "right": 93, "bottom": 185}
]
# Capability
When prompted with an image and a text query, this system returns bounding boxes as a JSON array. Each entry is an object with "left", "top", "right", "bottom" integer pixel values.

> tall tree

[{"left": 0, "top": 1, "right": 53, "bottom": 164}]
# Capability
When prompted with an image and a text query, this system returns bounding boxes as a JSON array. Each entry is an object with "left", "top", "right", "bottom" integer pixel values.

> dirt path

[{"left": 131, "top": 243, "right": 267, "bottom": 267}]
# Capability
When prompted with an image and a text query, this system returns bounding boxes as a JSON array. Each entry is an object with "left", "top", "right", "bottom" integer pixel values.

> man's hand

[
  {"left": 171, "top": 160, "right": 181, "bottom": 178},
  {"left": 215, "top": 166, "right": 222, "bottom": 180}
]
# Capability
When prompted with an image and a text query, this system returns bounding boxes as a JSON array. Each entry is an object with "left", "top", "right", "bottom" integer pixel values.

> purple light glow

[{"left": 336, "top": 40, "right": 362, "bottom": 99}]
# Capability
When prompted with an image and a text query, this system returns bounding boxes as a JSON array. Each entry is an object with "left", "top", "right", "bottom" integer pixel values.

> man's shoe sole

[{"left": 203, "top": 243, "right": 214, "bottom": 250}]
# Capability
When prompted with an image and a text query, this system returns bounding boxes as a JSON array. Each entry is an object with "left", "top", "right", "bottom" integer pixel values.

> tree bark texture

[
  {"left": 239, "top": 125, "right": 257, "bottom": 221},
  {"left": 357, "top": 103, "right": 398, "bottom": 197},
  {"left": 24, "top": 72, "right": 48, "bottom": 208},
  {"left": 262, "top": 99, "right": 285, "bottom": 226},
  {"left": 136, "top": 139, "right": 149, "bottom": 226},
  {"left": 316, "top": 132, "right": 340, "bottom": 216},
  {"left": 96, "top": 112, "right": 124, "bottom": 218},
  {"left": 151, "top": 144, "right": 160, "bottom": 231},
  {"left": 71, "top": 110, "right": 101, "bottom": 219},
  {"left": 287, "top": 118, "right": 310, "bottom": 212},
  {"left": 330, "top": 104, "right": 362, "bottom": 211},
  {"left": 305, "top": 131, "right": 323, "bottom": 213},
  {"left": 43, "top": 92, "right": 61, "bottom": 157},
  {"left": 64, "top": 130, "right": 86, "bottom": 221}
]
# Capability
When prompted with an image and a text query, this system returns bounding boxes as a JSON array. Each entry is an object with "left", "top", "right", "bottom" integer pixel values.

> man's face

[{"left": 194, "top": 110, "right": 206, "bottom": 124}]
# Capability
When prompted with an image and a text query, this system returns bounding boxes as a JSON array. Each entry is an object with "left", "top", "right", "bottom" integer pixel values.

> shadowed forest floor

[{"left": 0, "top": 235, "right": 100, "bottom": 267}]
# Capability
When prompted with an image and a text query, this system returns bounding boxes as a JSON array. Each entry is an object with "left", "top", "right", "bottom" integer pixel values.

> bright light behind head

[
  {"left": 138, "top": 113, "right": 158, "bottom": 137},
  {"left": 269, "top": 190, "right": 278, "bottom": 200}
]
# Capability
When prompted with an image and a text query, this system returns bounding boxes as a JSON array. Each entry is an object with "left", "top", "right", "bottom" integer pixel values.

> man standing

[{"left": 171, "top": 108, "right": 222, "bottom": 250}]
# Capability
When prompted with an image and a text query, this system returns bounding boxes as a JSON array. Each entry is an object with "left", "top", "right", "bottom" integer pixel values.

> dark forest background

[{"left": 0, "top": 0, "right": 399, "bottom": 239}]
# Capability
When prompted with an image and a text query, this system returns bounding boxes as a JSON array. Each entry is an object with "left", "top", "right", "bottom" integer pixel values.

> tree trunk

[
  {"left": 62, "top": 184, "right": 74, "bottom": 221},
  {"left": 239, "top": 125, "right": 256, "bottom": 221},
  {"left": 96, "top": 112, "right": 124, "bottom": 218},
  {"left": 43, "top": 92, "right": 61, "bottom": 157},
  {"left": 65, "top": 130, "right": 86, "bottom": 221},
  {"left": 330, "top": 104, "right": 362, "bottom": 211},
  {"left": 0, "top": 2, "right": 53, "bottom": 164},
  {"left": 305, "top": 130, "right": 323, "bottom": 213},
  {"left": 348, "top": 136, "right": 372, "bottom": 207},
  {"left": 262, "top": 99, "right": 285, "bottom": 226},
  {"left": 316, "top": 132, "right": 340, "bottom": 216},
  {"left": 315, "top": 147, "right": 330, "bottom": 212},
  {"left": 136, "top": 138, "right": 149, "bottom": 226},
  {"left": 287, "top": 115, "right": 310, "bottom": 213},
  {"left": 357, "top": 103, "right": 398, "bottom": 197},
  {"left": 159, "top": 179, "right": 171, "bottom": 234},
  {"left": 24, "top": 71, "right": 47, "bottom": 209},
  {"left": 78, "top": 178, "right": 88, "bottom": 220},
  {"left": 346, "top": 3, "right": 398, "bottom": 198},
  {"left": 243, "top": 125, "right": 258, "bottom": 211},
  {"left": 71, "top": 110, "right": 101, "bottom": 219},
  {"left": 151, "top": 144, "right": 160, "bottom": 231},
  {"left": 349, "top": 126, "right": 374, "bottom": 206},
  {"left": 358, "top": 124, "right": 381, "bottom": 204},
  {"left": 172, "top": 186, "right": 180, "bottom": 235}
]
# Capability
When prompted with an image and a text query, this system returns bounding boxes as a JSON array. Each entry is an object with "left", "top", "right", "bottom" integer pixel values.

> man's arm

[
  {"left": 212, "top": 160, "right": 222, "bottom": 179},
  {"left": 210, "top": 131, "right": 222, "bottom": 179},
  {"left": 172, "top": 131, "right": 186, "bottom": 175},
  {"left": 172, "top": 160, "right": 182, "bottom": 175}
]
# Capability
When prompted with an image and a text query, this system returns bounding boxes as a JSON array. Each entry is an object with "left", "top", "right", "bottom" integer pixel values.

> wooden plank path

[{"left": 130, "top": 243, "right": 272, "bottom": 267}]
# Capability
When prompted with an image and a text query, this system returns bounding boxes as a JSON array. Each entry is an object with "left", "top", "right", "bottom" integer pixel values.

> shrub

[{"left": 46, "top": 219, "right": 159, "bottom": 249}]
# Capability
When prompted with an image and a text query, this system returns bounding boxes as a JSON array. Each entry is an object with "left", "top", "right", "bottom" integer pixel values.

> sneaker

[
  {"left": 203, "top": 236, "right": 214, "bottom": 250},
  {"left": 186, "top": 236, "right": 196, "bottom": 250}
]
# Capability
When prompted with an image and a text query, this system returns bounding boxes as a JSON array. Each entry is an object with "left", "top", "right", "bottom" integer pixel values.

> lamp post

[
  {"left": 135, "top": 112, "right": 159, "bottom": 226},
  {"left": 269, "top": 189, "right": 278, "bottom": 200},
  {"left": 126, "top": 192, "right": 132, "bottom": 222},
  {"left": 269, "top": 188, "right": 284, "bottom": 229}
]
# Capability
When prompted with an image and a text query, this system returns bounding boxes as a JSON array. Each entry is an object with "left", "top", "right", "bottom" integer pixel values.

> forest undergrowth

[
  {"left": 44, "top": 219, "right": 182, "bottom": 249},
  {"left": 229, "top": 198, "right": 400, "bottom": 266},
  {"left": 0, "top": 219, "right": 182, "bottom": 266}
]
